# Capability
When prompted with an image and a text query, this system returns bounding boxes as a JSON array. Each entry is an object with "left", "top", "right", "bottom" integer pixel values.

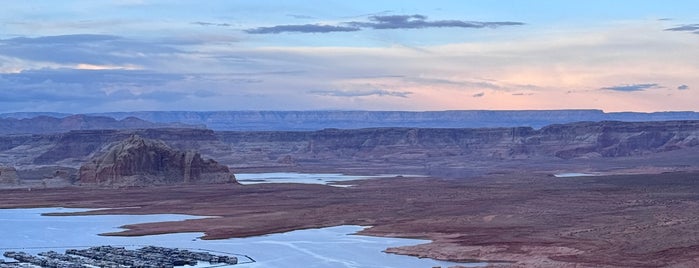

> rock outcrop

[
  {"left": 0, "top": 166, "right": 19, "bottom": 185},
  {"left": 32, "top": 128, "right": 226, "bottom": 166},
  {"left": 78, "top": 135, "right": 235, "bottom": 186}
]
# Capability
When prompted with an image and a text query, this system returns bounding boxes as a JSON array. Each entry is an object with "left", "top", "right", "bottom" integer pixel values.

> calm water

[
  {"left": 0, "top": 208, "right": 485, "bottom": 268},
  {"left": 236, "top": 173, "right": 422, "bottom": 187},
  {"left": 554, "top": 172, "right": 597, "bottom": 178}
]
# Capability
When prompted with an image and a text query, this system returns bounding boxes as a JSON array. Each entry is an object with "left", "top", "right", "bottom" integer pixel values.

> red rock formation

[{"left": 78, "top": 135, "right": 235, "bottom": 186}]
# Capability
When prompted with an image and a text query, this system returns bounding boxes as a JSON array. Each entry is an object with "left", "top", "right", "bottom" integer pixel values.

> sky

[{"left": 0, "top": 0, "right": 698, "bottom": 113}]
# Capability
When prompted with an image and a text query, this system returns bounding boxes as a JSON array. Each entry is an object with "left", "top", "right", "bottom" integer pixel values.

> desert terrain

[
  {"left": 3, "top": 171, "right": 699, "bottom": 267},
  {"left": 1, "top": 116, "right": 699, "bottom": 267}
]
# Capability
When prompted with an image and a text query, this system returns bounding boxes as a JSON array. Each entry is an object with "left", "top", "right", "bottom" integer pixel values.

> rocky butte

[{"left": 78, "top": 135, "right": 236, "bottom": 186}]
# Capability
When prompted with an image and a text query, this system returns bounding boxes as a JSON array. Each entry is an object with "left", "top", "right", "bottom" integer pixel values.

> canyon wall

[{"left": 0, "top": 120, "right": 697, "bottom": 177}]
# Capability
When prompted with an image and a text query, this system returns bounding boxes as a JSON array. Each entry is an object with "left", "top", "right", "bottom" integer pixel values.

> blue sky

[{"left": 0, "top": 0, "right": 697, "bottom": 113}]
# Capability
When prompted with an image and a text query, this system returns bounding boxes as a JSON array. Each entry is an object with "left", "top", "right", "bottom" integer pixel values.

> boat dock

[{"left": 1, "top": 245, "right": 245, "bottom": 268}]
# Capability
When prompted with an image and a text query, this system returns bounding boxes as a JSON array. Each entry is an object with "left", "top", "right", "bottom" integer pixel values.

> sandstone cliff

[
  {"left": 33, "top": 128, "right": 228, "bottom": 166},
  {"left": 216, "top": 120, "right": 699, "bottom": 161},
  {"left": 78, "top": 135, "right": 235, "bottom": 186},
  {"left": 0, "top": 166, "right": 19, "bottom": 185},
  {"left": 2, "top": 120, "right": 699, "bottom": 179}
]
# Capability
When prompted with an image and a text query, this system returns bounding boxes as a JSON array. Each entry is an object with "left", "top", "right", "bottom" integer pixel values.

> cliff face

[
  {"left": 33, "top": 128, "right": 226, "bottom": 166},
  {"left": 1, "top": 121, "right": 699, "bottom": 175},
  {"left": 0, "top": 166, "right": 19, "bottom": 185},
  {"left": 78, "top": 135, "right": 235, "bottom": 186},
  {"left": 538, "top": 121, "right": 699, "bottom": 159},
  {"left": 216, "top": 120, "right": 699, "bottom": 163}
]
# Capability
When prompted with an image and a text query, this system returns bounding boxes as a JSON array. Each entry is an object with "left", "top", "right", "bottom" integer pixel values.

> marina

[{"left": 1, "top": 245, "right": 242, "bottom": 268}]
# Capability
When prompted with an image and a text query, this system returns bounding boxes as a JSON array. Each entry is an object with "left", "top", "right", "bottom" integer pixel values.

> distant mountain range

[
  {"left": 2, "top": 110, "right": 699, "bottom": 131},
  {"left": 0, "top": 114, "right": 202, "bottom": 135}
]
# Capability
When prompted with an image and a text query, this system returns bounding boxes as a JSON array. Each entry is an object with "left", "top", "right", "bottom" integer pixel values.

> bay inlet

[{"left": 0, "top": 208, "right": 484, "bottom": 268}]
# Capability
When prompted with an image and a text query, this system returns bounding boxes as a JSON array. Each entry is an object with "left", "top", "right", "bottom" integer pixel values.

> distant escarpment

[
  {"left": 78, "top": 135, "right": 235, "bottom": 186},
  {"left": 0, "top": 114, "right": 202, "bottom": 135},
  {"left": 1, "top": 120, "right": 698, "bottom": 178},
  {"left": 93, "top": 110, "right": 699, "bottom": 130}
]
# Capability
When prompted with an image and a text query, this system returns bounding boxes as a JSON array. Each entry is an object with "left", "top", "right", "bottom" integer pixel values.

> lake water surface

[
  {"left": 0, "top": 208, "right": 485, "bottom": 268},
  {"left": 236, "top": 173, "right": 421, "bottom": 186},
  {"left": 554, "top": 172, "right": 598, "bottom": 178}
]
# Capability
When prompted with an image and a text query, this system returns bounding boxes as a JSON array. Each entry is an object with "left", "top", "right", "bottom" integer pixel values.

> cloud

[
  {"left": 192, "top": 21, "right": 232, "bottom": 27},
  {"left": 600, "top": 83, "right": 660, "bottom": 92},
  {"left": 665, "top": 24, "right": 699, "bottom": 32},
  {"left": 75, "top": 63, "right": 139, "bottom": 70},
  {"left": 2, "top": 34, "right": 119, "bottom": 44},
  {"left": 287, "top": 14, "right": 316, "bottom": 19},
  {"left": 0, "top": 34, "right": 181, "bottom": 66},
  {"left": 340, "top": 10, "right": 394, "bottom": 19},
  {"left": 347, "top": 14, "right": 524, "bottom": 30},
  {"left": 245, "top": 24, "right": 360, "bottom": 34},
  {"left": 0, "top": 68, "right": 181, "bottom": 86},
  {"left": 678, "top": 84, "right": 689, "bottom": 90},
  {"left": 0, "top": 68, "right": 219, "bottom": 112},
  {"left": 665, "top": 24, "right": 699, "bottom": 35},
  {"left": 472, "top": 92, "right": 485, "bottom": 98},
  {"left": 245, "top": 14, "right": 523, "bottom": 34},
  {"left": 309, "top": 89, "right": 412, "bottom": 98},
  {"left": 402, "top": 76, "right": 502, "bottom": 89}
]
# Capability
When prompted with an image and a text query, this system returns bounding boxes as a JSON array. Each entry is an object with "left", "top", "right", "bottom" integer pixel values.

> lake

[
  {"left": 554, "top": 172, "right": 598, "bottom": 178},
  {"left": 236, "top": 172, "right": 422, "bottom": 187},
  {"left": 0, "top": 208, "right": 485, "bottom": 268}
]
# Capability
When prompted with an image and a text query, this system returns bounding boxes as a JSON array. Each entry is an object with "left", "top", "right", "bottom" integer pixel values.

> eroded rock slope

[{"left": 78, "top": 135, "right": 235, "bottom": 186}]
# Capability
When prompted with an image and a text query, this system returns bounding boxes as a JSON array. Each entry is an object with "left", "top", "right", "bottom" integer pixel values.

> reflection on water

[{"left": 0, "top": 208, "right": 486, "bottom": 268}]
